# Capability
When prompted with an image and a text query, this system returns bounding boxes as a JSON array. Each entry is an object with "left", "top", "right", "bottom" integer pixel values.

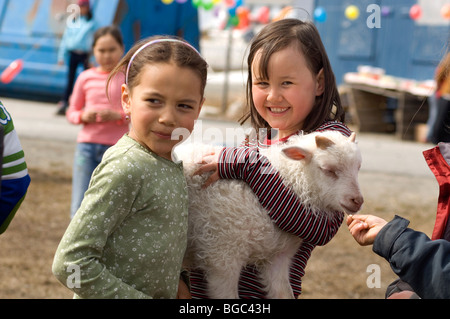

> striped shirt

[
  {"left": 0, "top": 101, "right": 31, "bottom": 234},
  {"left": 190, "top": 121, "right": 351, "bottom": 298}
]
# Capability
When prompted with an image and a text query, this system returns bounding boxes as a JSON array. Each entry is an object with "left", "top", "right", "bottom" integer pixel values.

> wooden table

[{"left": 343, "top": 75, "right": 432, "bottom": 140}]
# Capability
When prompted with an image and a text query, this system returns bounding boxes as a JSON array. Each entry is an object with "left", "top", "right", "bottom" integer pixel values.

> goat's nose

[{"left": 352, "top": 195, "right": 364, "bottom": 207}]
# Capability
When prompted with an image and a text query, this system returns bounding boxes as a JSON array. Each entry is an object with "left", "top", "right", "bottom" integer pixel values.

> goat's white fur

[{"left": 175, "top": 130, "right": 363, "bottom": 299}]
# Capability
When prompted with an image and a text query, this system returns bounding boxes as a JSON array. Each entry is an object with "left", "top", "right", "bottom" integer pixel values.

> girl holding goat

[{"left": 191, "top": 18, "right": 355, "bottom": 299}]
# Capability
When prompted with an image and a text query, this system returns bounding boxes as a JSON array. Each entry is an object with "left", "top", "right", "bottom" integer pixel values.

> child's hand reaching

[
  {"left": 193, "top": 149, "right": 222, "bottom": 188},
  {"left": 347, "top": 214, "right": 388, "bottom": 246}
]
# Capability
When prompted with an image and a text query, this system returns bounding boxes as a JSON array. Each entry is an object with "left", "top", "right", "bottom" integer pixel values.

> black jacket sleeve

[{"left": 373, "top": 215, "right": 450, "bottom": 299}]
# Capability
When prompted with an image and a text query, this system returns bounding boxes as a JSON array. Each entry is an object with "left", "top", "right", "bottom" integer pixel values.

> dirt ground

[{"left": 0, "top": 134, "right": 439, "bottom": 299}]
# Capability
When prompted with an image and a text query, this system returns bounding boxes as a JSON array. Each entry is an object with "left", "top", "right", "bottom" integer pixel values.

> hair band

[{"left": 125, "top": 38, "right": 202, "bottom": 85}]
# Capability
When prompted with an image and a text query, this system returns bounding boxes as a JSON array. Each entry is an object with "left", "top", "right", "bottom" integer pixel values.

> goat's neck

[{"left": 262, "top": 148, "right": 312, "bottom": 200}]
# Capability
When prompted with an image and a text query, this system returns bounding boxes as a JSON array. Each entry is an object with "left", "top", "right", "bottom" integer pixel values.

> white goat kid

[{"left": 176, "top": 130, "right": 363, "bottom": 299}]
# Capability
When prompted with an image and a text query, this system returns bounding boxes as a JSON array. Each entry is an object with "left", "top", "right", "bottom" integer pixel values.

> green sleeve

[{"left": 52, "top": 159, "right": 150, "bottom": 299}]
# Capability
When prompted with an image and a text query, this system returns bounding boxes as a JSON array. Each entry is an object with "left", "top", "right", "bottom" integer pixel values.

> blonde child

[
  {"left": 52, "top": 36, "right": 207, "bottom": 299},
  {"left": 66, "top": 25, "right": 128, "bottom": 218},
  {"left": 191, "top": 18, "right": 353, "bottom": 298}
]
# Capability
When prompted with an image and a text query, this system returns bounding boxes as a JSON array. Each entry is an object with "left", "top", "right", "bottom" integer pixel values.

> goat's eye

[{"left": 321, "top": 167, "right": 338, "bottom": 178}]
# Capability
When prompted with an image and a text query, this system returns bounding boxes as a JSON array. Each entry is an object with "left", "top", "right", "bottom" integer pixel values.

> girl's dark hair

[
  {"left": 241, "top": 18, "right": 345, "bottom": 134},
  {"left": 92, "top": 25, "right": 124, "bottom": 49},
  {"left": 80, "top": 5, "right": 93, "bottom": 21},
  {"left": 108, "top": 36, "right": 208, "bottom": 97},
  {"left": 71, "top": 7, "right": 93, "bottom": 23},
  {"left": 85, "top": 10, "right": 93, "bottom": 21},
  {"left": 436, "top": 51, "right": 450, "bottom": 87}
]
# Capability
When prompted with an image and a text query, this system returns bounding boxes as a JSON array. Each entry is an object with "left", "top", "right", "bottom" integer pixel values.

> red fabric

[{"left": 423, "top": 145, "right": 450, "bottom": 240}]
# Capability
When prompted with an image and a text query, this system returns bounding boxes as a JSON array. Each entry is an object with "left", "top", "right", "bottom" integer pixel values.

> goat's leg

[
  {"left": 260, "top": 245, "right": 298, "bottom": 299},
  {"left": 206, "top": 259, "right": 245, "bottom": 299}
]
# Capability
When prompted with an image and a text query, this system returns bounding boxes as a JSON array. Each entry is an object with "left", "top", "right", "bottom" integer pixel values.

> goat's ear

[
  {"left": 315, "top": 135, "right": 335, "bottom": 150},
  {"left": 349, "top": 132, "right": 356, "bottom": 143},
  {"left": 282, "top": 146, "right": 312, "bottom": 162}
]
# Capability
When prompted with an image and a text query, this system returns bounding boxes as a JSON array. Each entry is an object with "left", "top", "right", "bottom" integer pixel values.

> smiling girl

[{"left": 190, "top": 19, "right": 352, "bottom": 299}]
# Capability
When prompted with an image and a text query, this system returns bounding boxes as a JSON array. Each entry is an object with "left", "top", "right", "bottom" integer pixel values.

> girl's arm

[
  {"left": 0, "top": 112, "right": 30, "bottom": 234},
  {"left": 219, "top": 147, "right": 343, "bottom": 245},
  {"left": 52, "top": 160, "right": 150, "bottom": 299},
  {"left": 66, "top": 72, "right": 87, "bottom": 125},
  {"left": 57, "top": 30, "right": 68, "bottom": 64},
  {"left": 218, "top": 122, "right": 352, "bottom": 245}
]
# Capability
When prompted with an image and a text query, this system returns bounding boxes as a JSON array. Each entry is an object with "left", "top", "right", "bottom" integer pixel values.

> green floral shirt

[{"left": 53, "top": 135, "right": 189, "bottom": 299}]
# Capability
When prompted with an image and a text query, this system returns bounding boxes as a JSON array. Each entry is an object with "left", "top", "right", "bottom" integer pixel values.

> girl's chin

[
  {"left": 266, "top": 125, "right": 301, "bottom": 138},
  {"left": 266, "top": 119, "right": 288, "bottom": 129}
]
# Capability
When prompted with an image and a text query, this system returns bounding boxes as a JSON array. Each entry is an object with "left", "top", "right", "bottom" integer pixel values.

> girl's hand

[
  {"left": 96, "top": 109, "right": 122, "bottom": 122},
  {"left": 347, "top": 214, "right": 388, "bottom": 246},
  {"left": 193, "top": 150, "right": 221, "bottom": 188},
  {"left": 81, "top": 110, "right": 98, "bottom": 123},
  {"left": 176, "top": 279, "right": 191, "bottom": 299}
]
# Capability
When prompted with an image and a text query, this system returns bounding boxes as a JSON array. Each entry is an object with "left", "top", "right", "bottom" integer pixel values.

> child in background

[
  {"left": 52, "top": 36, "right": 207, "bottom": 299},
  {"left": 66, "top": 25, "right": 128, "bottom": 219},
  {"left": 56, "top": 0, "right": 96, "bottom": 115},
  {"left": 0, "top": 101, "right": 30, "bottom": 234},
  {"left": 191, "top": 18, "right": 353, "bottom": 298}
]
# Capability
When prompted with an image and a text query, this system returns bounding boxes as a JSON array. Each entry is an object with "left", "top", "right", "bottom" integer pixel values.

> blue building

[
  {"left": 315, "top": 0, "right": 450, "bottom": 83},
  {"left": 0, "top": 0, "right": 199, "bottom": 101}
]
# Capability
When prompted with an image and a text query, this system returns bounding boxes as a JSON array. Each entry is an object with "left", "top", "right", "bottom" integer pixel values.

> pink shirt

[{"left": 66, "top": 68, "right": 129, "bottom": 145}]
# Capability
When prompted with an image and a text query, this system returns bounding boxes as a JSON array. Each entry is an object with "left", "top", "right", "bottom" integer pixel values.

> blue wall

[
  {"left": 114, "top": 0, "right": 200, "bottom": 51},
  {"left": 315, "top": 0, "right": 450, "bottom": 84}
]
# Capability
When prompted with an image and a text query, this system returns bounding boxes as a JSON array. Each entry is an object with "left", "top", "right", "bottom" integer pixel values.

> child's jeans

[{"left": 71, "top": 143, "right": 111, "bottom": 218}]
